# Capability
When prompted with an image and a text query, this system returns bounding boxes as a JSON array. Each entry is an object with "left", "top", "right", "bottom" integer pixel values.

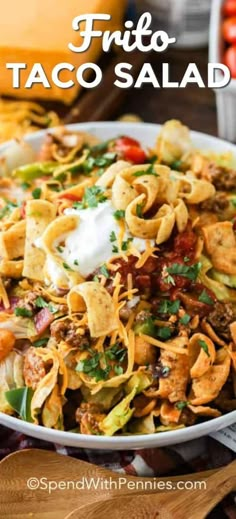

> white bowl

[{"left": 0, "top": 121, "right": 235, "bottom": 450}]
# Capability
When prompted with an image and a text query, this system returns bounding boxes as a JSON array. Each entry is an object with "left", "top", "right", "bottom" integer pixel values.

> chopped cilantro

[
  {"left": 21, "top": 182, "right": 30, "bottom": 191},
  {"left": 175, "top": 401, "right": 188, "bottom": 410},
  {"left": 157, "top": 327, "right": 172, "bottom": 340},
  {"left": 35, "top": 297, "right": 58, "bottom": 314},
  {"left": 112, "top": 245, "right": 119, "bottom": 254},
  {"left": 158, "top": 299, "right": 180, "bottom": 315},
  {"left": 74, "top": 259, "right": 79, "bottom": 266},
  {"left": 32, "top": 187, "right": 42, "bottom": 199},
  {"left": 110, "top": 231, "right": 117, "bottom": 243},
  {"left": 33, "top": 337, "right": 49, "bottom": 347},
  {"left": 100, "top": 264, "right": 109, "bottom": 278},
  {"left": 165, "top": 274, "right": 176, "bottom": 286},
  {"left": 73, "top": 186, "right": 107, "bottom": 210},
  {"left": 84, "top": 186, "right": 107, "bottom": 208},
  {"left": 184, "top": 256, "right": 190, "bottom": 263},
  {"left": 76, "top": 352, "right": 111, "bottom": 382},
  {"left": 90, "top": 140, "right": 110, "bottom": 153},
  {"left": 94, "top": 152, "right": 117, "bottom": 168},
  {"left": 133, "top": 164, "right": 159, "bottom": 177},
  {"left": 231, "top": 198, "right": 236, "bottom": 207},
  {"left": 35, "top": 296, "right": 48, "bottom": 309},
  {"left": 47, "top": 303, "right": 58, "bottom": 314},
  {"left": 0, "top": 201, "right": 18, "bottom": 220},
  {"left": 136, "top": 203, "right": 144, "bottom": 218},
  {"left": 199, "top": 339, "right": 210, "bottom": 357},
  {"left": 198, "top": 289, "right": 214, "bottom": 305},
  {"left": 56, "top": 245, "right": 64, "bottom": 253},
  {"left": 82, "top": 156, "right": 96, "bottom": 174},
  {"left": 114, "top": 365, "right": 124, "bottom": 376},
  {"left": 113, "top": 209, "right": 125, "bottom": 220},
  {"left": 14, "top": 307, "right": 33, "bottom": 318},
  {"left": 179, "top": 314, "right": 191, "bottom": 325},
  {"left": 166, "top": 262, "right": 201, "bottom": 282},
  {"left": 63, "top": 262, "right": 73, "bottom": 271},
  {"left": 149, "top": 154, "right": 158, "bottom": 164},
  {"left": 121, "top": 237, "right": 133, "bottom": 251},
  {"left": 105, "top": 343, "right": 127, "bottom": 363},
  {"left": 171, "top": 160, "right": 183, "bottom": 171}
]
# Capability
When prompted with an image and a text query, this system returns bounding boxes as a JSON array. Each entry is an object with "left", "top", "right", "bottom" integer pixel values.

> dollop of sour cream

[{"left": 54, "top": 200, "right": 149, "bottom": 278}]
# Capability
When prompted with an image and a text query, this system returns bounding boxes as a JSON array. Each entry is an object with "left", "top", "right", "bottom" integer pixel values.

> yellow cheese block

[{"left": 0, "top": 0, "right": 127, "bottom": 104}]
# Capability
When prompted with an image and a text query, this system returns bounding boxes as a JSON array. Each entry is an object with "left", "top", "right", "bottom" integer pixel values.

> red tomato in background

[
  {"left": 58, "top": 193, "right": 81, "bottom": 201},
  {"left": 114, "top": 136, "right": 147, "bottom": 164},
  {"left": 115, "top": 136, "right": 140, "bottom": 148},
  {"left": 122, "top": 146, "right": 147, "bottom": 163},
  {"left": 223, "top": 17, "right": 236, "bottom": 43},
  {"left": 223, "top": 0, "right": 236, "bottom": 16},
  {"left": 224, "top": 45, "right": 236, "bottom": 77}
]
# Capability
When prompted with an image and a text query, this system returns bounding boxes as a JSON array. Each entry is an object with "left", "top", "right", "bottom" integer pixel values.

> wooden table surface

[{"left": 117, "top": 47, "right": 218, "bottom": 136}]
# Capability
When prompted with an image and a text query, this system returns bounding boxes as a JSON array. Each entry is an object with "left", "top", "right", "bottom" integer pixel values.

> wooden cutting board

[{"left": 0, "top": 449, "right": 217, "bottom": 519}]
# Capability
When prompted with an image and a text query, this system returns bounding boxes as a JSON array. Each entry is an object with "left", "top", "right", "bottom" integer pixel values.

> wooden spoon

[
  {"left": 65, "top": 460, "right": 236, "bottom": 519},
  {"left": 0, "top": 449, "right": 216, "bottom": 519}
]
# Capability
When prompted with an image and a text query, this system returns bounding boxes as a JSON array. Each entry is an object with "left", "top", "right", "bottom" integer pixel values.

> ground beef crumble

[
  {"left": 207, "top": 302, "right": 236, "bottom": 339},
  {"left": 50, "top": 319, "right": 90, "bottom": 348},
  {"left": 207, "top": 163, "right": 236, "bottom": 191}
]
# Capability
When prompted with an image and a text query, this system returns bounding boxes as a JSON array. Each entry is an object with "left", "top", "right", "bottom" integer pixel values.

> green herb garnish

[
  {"left": 157, "top": 327, "right": 172, "bottom": 340},
  {"left": 100, "top": 264, "right": 109, "bottom": 278},
  {"left": 63, "top": 262, "right": 73, "bottom": 271},
  {"left": 136, "top": 204, "right": 144, "bottom": 218},
  {"left": 133, "top": 164, "right": 159, "bottom": 177},
  {"left": 76, "top": 353, "right": 111, "bottom": 382},
  {"left": 35, "top": 296, "right": 48, "bottom": 309},
  {"left": 33, "top": 337, "right": 49, "bottom": 347},
  {"left": 121, "top": 238, "right": 133, "bottom": 251},
  {"left": 14, "top": 307, "right": 33, "bottom": 318},
  {"left": 0, "top": 200, "right": 18, "bottom": 220},
  {"left": 113, "top": 209, "right": 125, "bottom": 220},
  {"left": 21, "top": 182, "right": 30, "bottom": 191},
  {"left": 199, "top": 339, "right": 210, "bottom": 357},
  {"left": 110, "top": 231, "right": 117, "bottom": 243},
  {"left": 114, "top": 365, "right": 124, "bottom": 376},
  {"left": 179, "top": 314, "right": 191, "bottom": 325},
  {"left": 198, "top": 289, "right": 214, "bottom": 305},
  {"left": 158, "top": 299, "right": 180, "bottom": 315},
  {"left": 175, "top": 401, "right": 188, "bottom": 411},
  {"left": 32, "top": 187, "right": 42, "bottom": 199},
  {"left": 73, "top": 186, "right": 107, "bottom": 209},
  {"left": 166, "top": 262, "right": 202, "bottom": 282}
]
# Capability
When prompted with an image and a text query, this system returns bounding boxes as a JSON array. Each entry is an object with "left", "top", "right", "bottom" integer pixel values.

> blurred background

[{"left": 0, "top": 0, "right": 235, "bottom": 142}]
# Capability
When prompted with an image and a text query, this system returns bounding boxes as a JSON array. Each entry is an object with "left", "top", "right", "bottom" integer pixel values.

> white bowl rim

[{"left": 0, "top": 120, "right": 235, "bottom": 450}]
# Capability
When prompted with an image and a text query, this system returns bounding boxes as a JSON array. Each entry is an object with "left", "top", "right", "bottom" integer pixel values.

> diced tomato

[
  {"left": 224, "top": 45, "right": 236, "bottom": 77},
  {"left": 113, "top": 136, "right": 147, "bottom": 164},
  {"left": 122, "top": 146, "right": 147, "bottom": 164},
  {"left": 223, "top": 17, "right": 236, "bottom": 43},
  {"left": 115, "top": 136, "right": 141, "bottom": 148},
  {"left": 173, "top": 228, "right": 197, "bottom": 258},
  {"left": 58, "top": 193, "right": 81, "bottom": 201},
  {"left": 223, "top": 0, "right": 236, "bottom": 17},
  {"left": 34, "top": 308, "right": 54, "bottom": 334}
]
